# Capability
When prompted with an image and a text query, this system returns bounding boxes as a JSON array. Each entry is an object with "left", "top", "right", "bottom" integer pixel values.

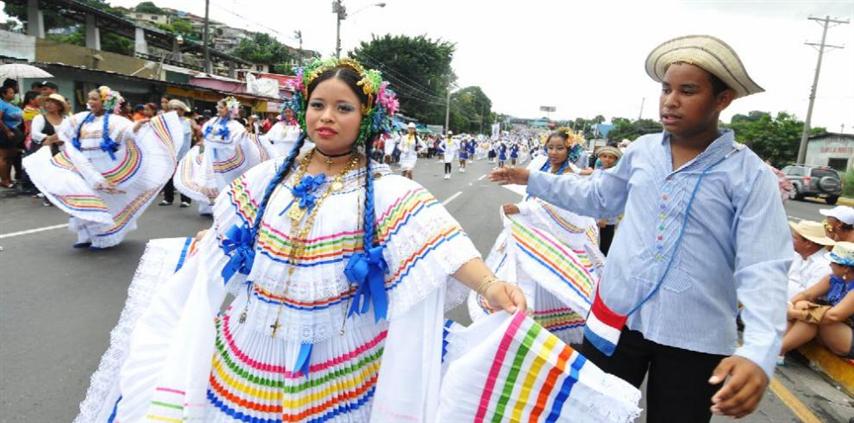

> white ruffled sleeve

[{"left": 374, "top": 175, "right": 481, "bottom": 319}]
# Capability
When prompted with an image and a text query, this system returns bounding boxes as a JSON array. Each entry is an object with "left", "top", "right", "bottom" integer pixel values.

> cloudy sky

[{"left": 107, "top": 1, "right": 854, "bottom": 130}]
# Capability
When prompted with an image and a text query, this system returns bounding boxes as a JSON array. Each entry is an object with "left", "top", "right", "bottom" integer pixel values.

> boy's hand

[
  {"left": 709, "top": 356, "right": 768, "bottom": 418},
  {"left": 490, "top": 167, "right": 530, "bottom": 185},
  {"left": 502, "top": 203, "right": 520, "bottom": 215}
]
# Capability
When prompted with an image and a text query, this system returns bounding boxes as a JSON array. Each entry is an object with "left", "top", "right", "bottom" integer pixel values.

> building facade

[{"left": 806, "top": 133, "right": 854, "bottom": 172}]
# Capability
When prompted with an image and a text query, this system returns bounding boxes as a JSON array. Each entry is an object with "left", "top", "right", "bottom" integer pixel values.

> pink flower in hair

[{"left": 377, "top": 82, "right": 399, "bottom": 116}]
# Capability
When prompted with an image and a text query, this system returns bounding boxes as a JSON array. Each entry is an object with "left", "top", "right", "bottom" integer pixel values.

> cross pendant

[{"left": 270, "top": 319, "right": 281, "bottom": 337}]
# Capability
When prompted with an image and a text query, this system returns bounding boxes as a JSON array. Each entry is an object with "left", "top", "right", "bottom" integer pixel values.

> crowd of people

[{"left": 3, "top": 33, "right": 849, "bottom": 423}]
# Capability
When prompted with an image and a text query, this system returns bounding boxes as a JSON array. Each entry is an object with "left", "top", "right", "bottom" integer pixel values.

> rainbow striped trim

[
  {"left": 386, "top": 225, "right": 463, "bottom": 290},
  {"left": 247, "top": 133, "right": 271, "bottom": 162},
  {"left": 206, "top": 312, "right": 384, "bottom": 422},
  {"left": 149, "top": 114, "right": 176, "bottom": 159},
  {"left": 540, "top": 202, "right": 599, "bottom": 246},
  {"left": 212, "top": 145, "right": 246, "bottom": 174},
  {"left": 177, "top": 151, "right": 205, "bottom": 194},
  {"left": 533, "top": 308, "right": 585, "bottom": 333},
  {"left": 509, "top": 217, "right": 593, "bottom": 302},
  {"left": 474, "top": 312, "right": 588, "bottom": 423},
  {"left": 53, "top": 194, "right": 108, "bottom": 213},
  {"left": 49, "top": 151, "right": 79, "bottom": 174},
  {"left": 97, "top": 188, "right": 159, "bottom": 237},
  {"left": 101, "top": 138, "right": 142, "bottom": 184},
  {"left": 227, "top": 175, "right": 259, "bottom": 225},
  {"left": 375, "top": 188, "right": 438, "bottom": 243}
]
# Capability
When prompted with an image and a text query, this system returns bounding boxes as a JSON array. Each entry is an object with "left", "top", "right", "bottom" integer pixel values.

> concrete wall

[
  {"left": 35, "top": 39, "right": 159, "bottom": 80},
  {"left": 806, "top": 135, "right": 854, "bottom": 171},
  {"left": 0, "top": 30, "right": 36, "bottom": 61}
]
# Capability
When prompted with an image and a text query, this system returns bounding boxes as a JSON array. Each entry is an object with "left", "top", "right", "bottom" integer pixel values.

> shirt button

[{"left": 659, "top": 213, "right": 666, "bottom": 220}]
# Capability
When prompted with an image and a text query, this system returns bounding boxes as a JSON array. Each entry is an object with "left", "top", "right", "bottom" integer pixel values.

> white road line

[
  {"left": 477, "top": 175, "right": 486, "bottom": 181},
  {"left": 442, "top": 191, "right": 463, "bottom": 205},
  {"left": 0, "top": 223, "right": 69, "bottom": 240}
]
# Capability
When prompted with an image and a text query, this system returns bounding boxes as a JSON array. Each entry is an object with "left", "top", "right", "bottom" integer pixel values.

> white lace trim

[{"left": 74, "top": 239, "right": 184, "bottom": 423}]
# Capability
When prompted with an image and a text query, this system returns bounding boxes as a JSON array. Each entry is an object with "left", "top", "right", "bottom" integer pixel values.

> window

[
  {"left": 786, "top": 167, "right": 804, "bottom": 176},
  {"left": 827, "top": 158, "right": 848, "bottom": 172}
]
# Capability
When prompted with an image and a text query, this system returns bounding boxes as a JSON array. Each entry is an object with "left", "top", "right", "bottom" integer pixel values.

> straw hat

[
  {"left": 44, "top": 93, "right": 68, "bottom": 113},
  {"left": 789, "top": 220, "right": 835, "bottom": 246},
  {"left": 826, "top": 241, "right": 854, "bottom": 267},
  {"left": 645, "top": 35, "right": 764, "bottom": 98},
  {"left": 167, "top": 99, "right": 191, "bottom": 113},
  {"left": 597, "top": 146, "right": 622, "bottom": 160}
]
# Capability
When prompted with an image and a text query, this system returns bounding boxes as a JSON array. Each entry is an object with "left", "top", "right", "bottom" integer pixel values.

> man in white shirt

[{"left": 788, "top": 220, "right": 835, "bottom": 299}]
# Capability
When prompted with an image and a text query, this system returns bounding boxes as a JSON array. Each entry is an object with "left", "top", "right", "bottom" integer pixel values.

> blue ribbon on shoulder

[
  {"left": 344, "top": 244, "right": 389, "bottom": 322},
  {"left": 220, "top": 223, "right": 256, "bottom": 283}
]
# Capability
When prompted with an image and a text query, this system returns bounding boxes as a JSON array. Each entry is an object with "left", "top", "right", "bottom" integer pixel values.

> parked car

[{"left": 781, "top": 164, "right": 843, "bottom": 205}]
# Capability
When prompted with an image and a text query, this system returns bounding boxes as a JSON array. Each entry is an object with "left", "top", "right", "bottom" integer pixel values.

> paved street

[{"left": 0, "top": 157, "right": 850, "bottom": 422}]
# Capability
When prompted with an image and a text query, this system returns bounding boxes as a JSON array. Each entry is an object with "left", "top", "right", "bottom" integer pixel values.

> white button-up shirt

[{"left": 787, "top": 248, "right": 831, "bottom": 299}]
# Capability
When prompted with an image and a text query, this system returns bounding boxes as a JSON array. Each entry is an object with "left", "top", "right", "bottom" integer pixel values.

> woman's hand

[
  {"left": 43, "top": 134, "right": 62, "bottom": 146},
  {"left": 195, "top": 229, "right": 209, "bottom": 242},
  {"left": 96, "top": 180, "right": 125, "bottom": 194},
  {"left": 483, "top": 281, "right": 527, "bottom": 313},
  {"left": 489, "top": 167, "right": 530, "bottom": 185},
  {"left": 502, "top": 203, "right": 520, "bottom": 215},
  {"left": 133, "top": 118, "right": 150, "bottom": 133}
]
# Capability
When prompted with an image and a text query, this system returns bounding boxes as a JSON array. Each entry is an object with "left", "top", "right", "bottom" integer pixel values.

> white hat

[
  {"left": 820, "top": 206, "right": 854, "bottom": 226},
  {"left": 407, "top": 122, "right": 416, "bottom": 129},
  {"left": 825, "top": 241, "right": 854, "bottom": 267},
  {"left": 645, "top": 35, "right": 764, "bottom": 98}
]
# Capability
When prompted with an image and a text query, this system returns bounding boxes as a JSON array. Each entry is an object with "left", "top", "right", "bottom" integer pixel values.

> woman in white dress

[
  {"left": 174, "top": 96, "right": 269, "bottom": 215},
  {"left": 261, "top": 107, "right": 314, "bottom": 159},
  {"left": 77, "top": 58, "right": 527, "bottom": 422},
  {"left": 23, "top": 86, "right": 183, "bottom": 249},
  {"left": 397, "top": 122, "right": 423, "bottom": 179}
]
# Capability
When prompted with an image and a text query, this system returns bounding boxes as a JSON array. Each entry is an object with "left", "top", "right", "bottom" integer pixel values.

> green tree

[
  {"left": 351, "top": 34, "right": 455, "bottom": 124},
  {"left": 726, "top": 111, "right": 825, "bottom": 167},
  {"left": 448, "top": 86, "right": 492, "bottom": 134},
  {"left": 134, "top": 1, "right": 164, "bottom": 14},
  {"left": 606, "top": 117, "right": 662, "bottom": 142},
  {"left": 231, "top": 33, "right": 294, "bottom": 74}
]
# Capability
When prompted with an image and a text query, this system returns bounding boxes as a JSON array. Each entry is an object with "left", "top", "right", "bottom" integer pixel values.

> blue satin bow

[
  {"left": 344, "top": 245, "right": 389, "bottom": 322},
  {"left": 220, "top": 224, "right": 256, "bottom": 283},
  {"left": 290, "top": 173, "right": 326, "bottom": 213},
  {"left": 100, "top": 137, "right": 120, "bottom": 160}
]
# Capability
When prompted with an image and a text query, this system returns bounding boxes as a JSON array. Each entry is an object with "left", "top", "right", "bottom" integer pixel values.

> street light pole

[
  {"left": 444, "top": 86, "right": 451, "bottom": 134},
  {"left": 203, "top": 0, "right": 211, "bottom": 73},
  {"left": 334, "top": 1, "right": 385, "bottom": 59}
]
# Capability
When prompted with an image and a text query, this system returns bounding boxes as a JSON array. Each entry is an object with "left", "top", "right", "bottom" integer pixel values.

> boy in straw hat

[{"left": 490, "top": 35, "right": 792, "bottom": 420}]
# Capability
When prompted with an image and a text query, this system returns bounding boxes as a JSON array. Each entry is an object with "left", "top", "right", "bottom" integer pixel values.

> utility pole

[
  {"left": 294, "top": 30, "right": 304, "bottom": 66},
  {"left": 444, "top": 86, "right": 451, "bottom": 135},
  {"left": 638, "top": 97, "right": 645, "bottom": 121},
  {"left": 333, "top": 1, "right": 346, "bottom": 59},
  {"left": 203, "top": 0, "right": 211, "bottom": 74},
  {"left": 796, "top": 15, "right": 848, "bottom": 164}
]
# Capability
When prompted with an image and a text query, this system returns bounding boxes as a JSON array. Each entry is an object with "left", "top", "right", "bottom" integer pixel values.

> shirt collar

[{"left": 661, "top": 129, "right": 737, "bottom": 173}]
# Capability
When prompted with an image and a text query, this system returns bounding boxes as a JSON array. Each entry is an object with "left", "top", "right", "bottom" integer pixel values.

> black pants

[
  {"left": 600, "top": 224, "right": 615, "bottom": 255},
  {"left": 162, "top": 178, "right": 190, "bottom": 204},
  {"left": 444, "top": 162, "right": 451, "bottom": 174},
  {"left": 581, "top": 329, "right": 724, "bottom": 422}
]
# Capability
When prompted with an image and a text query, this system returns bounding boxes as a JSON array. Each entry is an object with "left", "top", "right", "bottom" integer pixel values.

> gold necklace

[{"left": 266, "top": 151, "right": 362, "bottom": 337}]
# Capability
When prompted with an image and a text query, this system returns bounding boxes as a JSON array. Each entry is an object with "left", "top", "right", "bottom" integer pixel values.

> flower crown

[
  {"left": 221, "top": 96, "right": 241, "bottom": 118},
  {"left": 283, "top": 57, "right": 399, "bottom": 145},
  {"left": 98, "top": 86, "right": 123, "bottom": 114},
  {"left": 555, "top": 127, "right": 584, "bottom": 146}
]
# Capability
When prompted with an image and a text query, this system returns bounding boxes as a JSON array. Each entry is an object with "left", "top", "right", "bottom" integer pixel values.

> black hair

[
  {"left": 546, "top": 130, "right": 569, "bottom": 144},
  {"left": 23, "top": 90, "right": 40, "bottom": 106},
  {"left": 707, "top": 72, "right": 729, "bottom": 96},
  {"left": 133, "top": 104, "right": 145, "bottom": 112}
]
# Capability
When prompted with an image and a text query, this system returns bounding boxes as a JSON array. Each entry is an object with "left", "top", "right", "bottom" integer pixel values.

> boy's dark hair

[
  {"left": 134, "top": 104, "right": 145, "bottom": 112},
  {"left": 707, "top": 72, "right": 729, "bottom": 96}
]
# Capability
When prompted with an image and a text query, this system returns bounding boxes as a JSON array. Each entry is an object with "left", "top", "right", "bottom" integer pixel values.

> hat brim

[
  {"left": 645, "top": 35, "right": 764, "bottom": 98},
  {"left": 788, "top": 221, "right": 835, "bottom": 246}
]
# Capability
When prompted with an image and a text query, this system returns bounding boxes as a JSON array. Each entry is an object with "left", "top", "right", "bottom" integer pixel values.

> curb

[
  {"left": 838, "top": 197, "right": 854, "bottom": 207},
  {"left": 798, "top": 341, "right": 854, "bottom": 397}
]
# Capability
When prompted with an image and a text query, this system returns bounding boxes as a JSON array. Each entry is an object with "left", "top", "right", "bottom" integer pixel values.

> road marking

[
  {"left": 478, "top": 175, "right": 486, "bottom": 181},
  {"left": 468, "top": 182, "right": 473, "bottom": 186},
  {"left": 442, "top": 191, "right": 462, "bottom": 206},
  {"left": 768, "top": 377, "right": 822, "bottom": 423},
  {"left": 0, "top": 223, "right": 69, "bottom": 240}
]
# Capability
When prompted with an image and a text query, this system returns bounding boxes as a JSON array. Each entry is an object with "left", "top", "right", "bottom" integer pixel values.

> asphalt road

[{"left": 0, "top": 157, "right": 847, "bottom": 422}]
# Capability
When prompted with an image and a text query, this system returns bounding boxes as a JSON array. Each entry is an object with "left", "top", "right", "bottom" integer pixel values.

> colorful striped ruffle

[
  {"left": 212, "top": 144, "right": 246, "bottom": 174},
  {"left": 439, "top": 312, "right": 641, "bottom": 423},
  {"left": 53, "top": 194, "right": 109, "bottom": 213},
  {"left": 201, "top": 311, "right": 385, "bottom": 422},
  {"left": 101, "top": 138, "right": 142, "bottom": 185}
]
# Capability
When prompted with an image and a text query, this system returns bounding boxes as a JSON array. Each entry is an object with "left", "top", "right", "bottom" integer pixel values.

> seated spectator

[
  {"left": 788, "top": 220, "right": 835, "bottom": 299},
  {"left": 781, "top": 241, "right": 854, "bottom": 360},
  {"left": 821, "top": 206, "right": 854, "bottom": 242}
]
